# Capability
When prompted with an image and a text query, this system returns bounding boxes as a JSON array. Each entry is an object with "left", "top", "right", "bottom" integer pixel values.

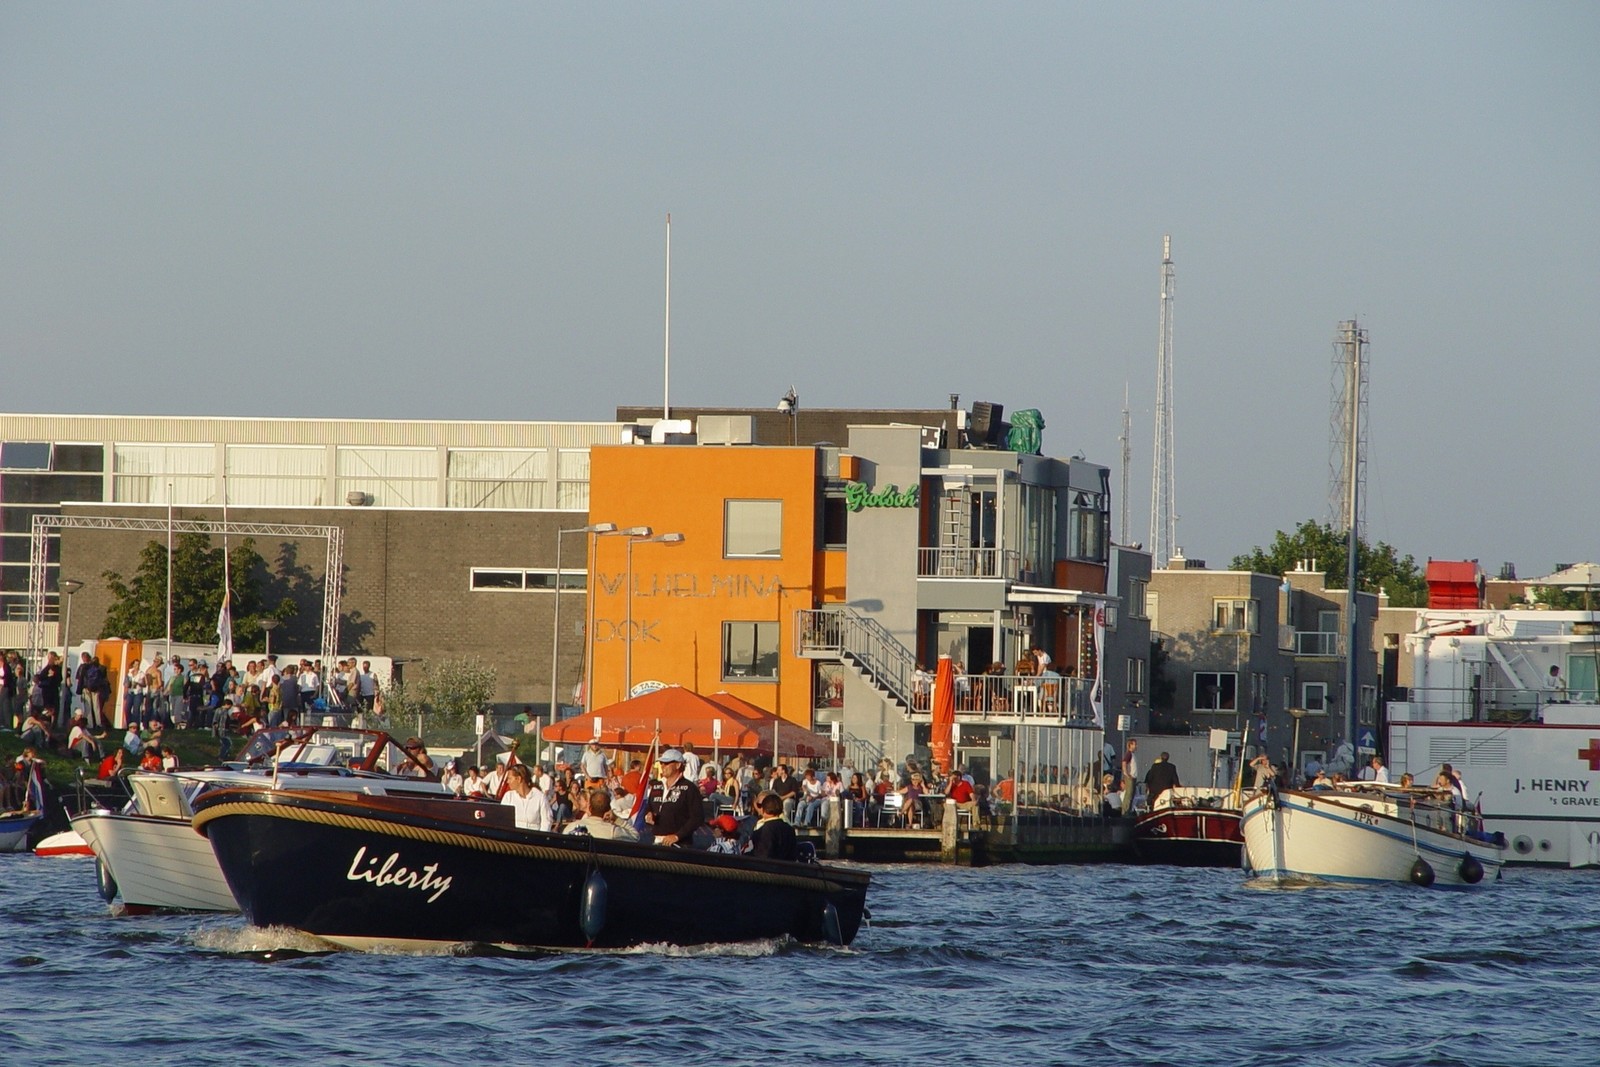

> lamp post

[
  {"left": 260, "top": 617, "right": 280, "bottom": 658},
  {"left": 584, "top": 526, "right": 632, "bottom": 714},
  {"left": 59, "top": 579, "right": 83, "bottom": 727},
  {"left": 777, "top": 386, "right": 799, "bottom": 446},
  {"left": 624, "top": 530, "right": 685, "bottom": 696},
  {"left": 1289, "top": 706, "right": 1308, "bottom": 785},
  {"left": 550, "top": 522, "right": 616, "bottom": 735}
]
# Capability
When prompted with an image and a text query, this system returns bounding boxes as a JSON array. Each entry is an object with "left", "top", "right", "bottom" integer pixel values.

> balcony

[
  {"left": 903, "top": 670, "right": 1093, "bottom": 727},
  {"left": 1293, "top": 631, "right": 1345, "bottom": 657},
  {"left": 917, "top": 546, "right": 1020, "bottom": 579}
]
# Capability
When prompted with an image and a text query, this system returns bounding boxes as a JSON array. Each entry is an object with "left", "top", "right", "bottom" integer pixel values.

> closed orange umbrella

[{"left": 930, "top": 654, "right": 955, "bottom": 775}]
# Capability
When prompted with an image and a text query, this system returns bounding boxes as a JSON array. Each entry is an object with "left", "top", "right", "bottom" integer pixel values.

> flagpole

[{"left": 165, "top": 481, "right": 173, "bottom": 664}]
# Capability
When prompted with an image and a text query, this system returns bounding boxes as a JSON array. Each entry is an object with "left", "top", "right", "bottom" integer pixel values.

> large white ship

[{"left": 1388, "top": 587, "right": 1600, "bottom": 868}]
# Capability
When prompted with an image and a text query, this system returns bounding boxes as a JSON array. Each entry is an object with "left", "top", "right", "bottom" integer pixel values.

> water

[{"left": 3, "top": 855, "right": 1594, "bottom": 1066}]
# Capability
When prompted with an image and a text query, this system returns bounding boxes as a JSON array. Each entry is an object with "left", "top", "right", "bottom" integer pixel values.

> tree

[
  {"left": 101, "top": 533, "right": 296, "bottom": 646},
  {"left": 1231, "top": 519, "right": 1428, "bottom": 607},
  {"left": 415, "top": 657, "right": 498, "bottom": 734}
]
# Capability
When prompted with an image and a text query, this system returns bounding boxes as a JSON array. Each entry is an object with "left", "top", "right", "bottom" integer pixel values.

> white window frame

[
  {"left": 1302, "top": 681, "right": 1329, "bottom": 714},
  {"left": 469, "top": 567, "right": 585, "bottom": 592},
  {"left": 724, "top": 499, "right": 783, "bottom": 559},
  {"left": 1126, "top": 657, "right": 1147, "bottom": 695},
  {"left": 1213, "top": 598, "right": 1260, "bottom": 634}
]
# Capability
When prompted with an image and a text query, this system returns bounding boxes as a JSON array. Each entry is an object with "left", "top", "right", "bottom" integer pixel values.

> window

[
  {"left": 470, "top": 568, "right": 584, "bottom": 591},
  {"left": 555, "top": 449, "right": 590, "bottom": 510},
  {"left": 227, "top": 445, "right": 326, "bottom": 506},
  {"left": 1302, "top": 682, "right": 1328, "bottom": 713},
  {"left": 337, "top": 447, "right": 438, "bottom": 507},
  {"left": 448, "top": 449, "right": 549, "bottom": 509},
  {"left": 1252, "top": 672, "right": 1269, "bottom": 713},
  {"left": 820, "top": 492, "right": 848, "bottom": 549},
  {"left": 724, "top": 500, "right": 782, "bottom": 558},
  {"left": 1360, "top": 685, "right": 1377, "bottom": 724},
  {"left": 1193, "top": 671, "right": 1238, "bottom": 712},
  {"left": 1213, "top": 598, "right": 1259, "bottom": 634},
  {"left": 113, "top": 444, "right": 215, "bottom": 503},
  {"left": 1127, "top": 657, "right": 1147, "bottom": 695},
  {"left": 1146, "top": 590, "right": 1161, "bottom": 634},
  {"left": 1128, "top": 578, "right": 1148, "bottom": 619},
  {"left": 0, "top": 443, "right": 52, "bottom": 469},
  {"left": 722, "top": 621, "right": 779, "bottom": 680}
]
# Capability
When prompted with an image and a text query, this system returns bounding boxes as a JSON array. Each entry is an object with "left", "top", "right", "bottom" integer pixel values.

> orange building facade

[{"left": 585, "top": 445, "right": 830, "bottom": 725}]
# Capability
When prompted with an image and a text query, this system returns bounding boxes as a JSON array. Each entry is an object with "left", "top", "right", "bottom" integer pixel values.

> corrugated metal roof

[{"left": 0, "top": 414, "right": 624, "bottom": 448}]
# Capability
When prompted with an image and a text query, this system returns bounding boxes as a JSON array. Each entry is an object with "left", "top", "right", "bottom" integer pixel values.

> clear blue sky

[{"left": 3, "top": 3, "right": 1596, "bottom": 577}]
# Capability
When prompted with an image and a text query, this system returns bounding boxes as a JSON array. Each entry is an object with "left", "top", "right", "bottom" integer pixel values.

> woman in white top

[{"left": 500, "top": 764, "right": 554, "bottom": 831}]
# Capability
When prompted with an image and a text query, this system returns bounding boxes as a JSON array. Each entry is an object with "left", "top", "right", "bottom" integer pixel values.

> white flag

[
  {"left": 217, "top": 593, "right": 233, "bottom": 663},
  {"left": 1090, "top": 605, "right": 1106, "bottom": 727}
]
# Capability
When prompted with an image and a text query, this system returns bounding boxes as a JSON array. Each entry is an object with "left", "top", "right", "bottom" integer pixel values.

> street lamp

[
  {"left": 584, "top": 526, "right": 636, "bottom": 713},
  {"left": 260, "top": 617, "right": 280, "bottom": 658},
  {"left": 1289, "top": 706, "right": 1308, "bottom": 785},
  {"left": 59, "top": 579, "right": 83, "bottom": 727},
  {"left": 550, "top": 522, "right": 616, "bottom": 734},
  {"left": 777, "top": 386, "right": 799, "bottom": 446},
  {"left": 624, "top": 530, "right": 685, "bottom": 696}
]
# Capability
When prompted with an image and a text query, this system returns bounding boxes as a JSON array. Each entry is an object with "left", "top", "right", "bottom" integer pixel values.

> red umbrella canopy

[{"left": 542, "top": 686, "right": 835, "bottom": 759}]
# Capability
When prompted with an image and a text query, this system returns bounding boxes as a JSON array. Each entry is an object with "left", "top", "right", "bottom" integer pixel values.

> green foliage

[
  {"left": 1230, "top": 519, "right": 1428, "bottom": 607},
  {"left": 415, "top": 657, "right": 498, "bottom": 733},
  {"left": 1528, "top": 585, "right": 1594, "bottom": 610},
  {"left": 101, "top": 533, "right": 296, "bottom": 645}
]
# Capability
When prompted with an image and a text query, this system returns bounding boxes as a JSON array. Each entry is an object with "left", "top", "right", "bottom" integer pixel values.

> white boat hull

[
  {"left": 1394, "top": 716, "right": 1600, "bottom": 868},
  {"left": 72, "top": 811, "right": 238, "bottom": 912},
  {"left": 1241, "top": 788, "right": 1506, "bottom": 887}
]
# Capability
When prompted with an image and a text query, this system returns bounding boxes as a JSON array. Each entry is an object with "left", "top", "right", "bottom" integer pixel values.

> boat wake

[{"left": 188, "top": 924, "right": 350, "bottom": 958}]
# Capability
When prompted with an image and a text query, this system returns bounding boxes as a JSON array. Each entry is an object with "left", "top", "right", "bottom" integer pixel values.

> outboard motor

[{"left": 1409, "top": 857, "right": 1436, "bottom": 887}]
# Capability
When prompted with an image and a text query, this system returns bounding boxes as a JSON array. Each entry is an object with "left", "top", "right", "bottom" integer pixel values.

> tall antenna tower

[
  {"left": 1118, "top": 383, "right": 1131, "bottom": 544},
  {"left": 1148, "top": 235, "right": 1176, "bottom": 566},
  {"left": 1329, "top": 319, "right": 1369, "bottom": 530}
]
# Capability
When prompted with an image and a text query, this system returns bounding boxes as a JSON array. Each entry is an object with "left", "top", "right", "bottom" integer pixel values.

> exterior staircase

[{"left": 796, "top": 607, "right": 918, "bottom": 714}]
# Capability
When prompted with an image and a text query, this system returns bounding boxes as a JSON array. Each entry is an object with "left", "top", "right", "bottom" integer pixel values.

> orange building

[{"left": 585, "top": 444, "right": 832, "bottom": 725}]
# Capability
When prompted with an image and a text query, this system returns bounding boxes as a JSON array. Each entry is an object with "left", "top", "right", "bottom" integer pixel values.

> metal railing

[
  {"left": 1293, "top": 631, "right": 1345, "bottom": 656},
  {"left": 907, "top": 671, "right": 1093, "bottom": 724},
  {"left": 796, "top": 607, "right": 917, "bottom": 711},
  {"left": 1392, "top": 684, "right": 1597, "bottom": 722},
  {"left": 916, "top": 546, "right": 1021, "bottom": 579}
]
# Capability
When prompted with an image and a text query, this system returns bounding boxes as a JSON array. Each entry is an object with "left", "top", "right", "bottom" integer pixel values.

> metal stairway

[{"left": 796, "top": 607, "right": 918, "bottom": 714}]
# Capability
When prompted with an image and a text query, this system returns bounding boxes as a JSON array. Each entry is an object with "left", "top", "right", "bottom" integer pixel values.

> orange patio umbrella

[{"left": 541, "top": 685, "right": 835, "bottom": 760}]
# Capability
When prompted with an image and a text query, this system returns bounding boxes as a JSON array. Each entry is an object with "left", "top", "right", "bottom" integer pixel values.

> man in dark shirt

[
  {"left": 745, "top": 791, "right": 798, "bottom": 861},
  {"left": 770, "top": 763, "right": 803, "bottom": 822},
  {"left": 1144, "top": 751, "right": 1181, "bottom": 806},
  {"left": 646, "top": 748, "right": 704, "bottom": 847},
  {"left": 277, "top": 665, "right": 303, "bottom": 727}
]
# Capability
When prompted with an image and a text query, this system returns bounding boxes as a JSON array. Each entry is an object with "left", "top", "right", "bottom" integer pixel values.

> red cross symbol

[{"left": 1579, "top": 740, "right": 1600, "bottom": 771}]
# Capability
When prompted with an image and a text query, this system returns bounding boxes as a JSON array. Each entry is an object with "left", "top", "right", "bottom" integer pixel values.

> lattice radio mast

[
  {"left": 1329, "top": 319, "right": 1369, "bottom": 531},
  {"left": 1148, "top": 235, "right": 1176, "bottom": 567},
  {"left": 1119, "top": 383, "right": 1132, "bottom": 545}
]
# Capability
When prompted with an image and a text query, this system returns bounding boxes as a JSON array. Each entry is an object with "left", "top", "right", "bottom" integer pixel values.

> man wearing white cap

[{"left": 645, "top": 748, "right": 704, "bottom": 847}]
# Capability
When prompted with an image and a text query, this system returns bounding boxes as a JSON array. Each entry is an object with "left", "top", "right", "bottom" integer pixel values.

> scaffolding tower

[{"left": 1329, "top": 319, "right": 1370, "bottom": 531}]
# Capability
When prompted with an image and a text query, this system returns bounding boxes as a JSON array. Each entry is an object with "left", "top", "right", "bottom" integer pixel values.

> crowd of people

[
  {"left": 0, "top": 648, "right": 383, "bottom": 750},
  {"left": 418, "top": 741, "right": 1001, "bottom": 859}
]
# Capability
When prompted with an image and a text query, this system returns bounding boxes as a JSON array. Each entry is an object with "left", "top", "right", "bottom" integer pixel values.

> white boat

[
  {"left": 72, "top": 727, "right": 451, "bottom": 912},
  {"left": 1241, "top": 782, "right": 1507, "bottom": 887},
  {"left": 35, "top": 829, "right": 93, "bottom": 857},
  {"left": 1387, "top": 599, "right": 1600, "bottom": 868}
]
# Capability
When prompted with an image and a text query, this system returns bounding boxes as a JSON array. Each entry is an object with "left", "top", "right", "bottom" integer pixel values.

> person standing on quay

[{"left": 1120, "top": 738, "right": 1140, "bottom": 811}]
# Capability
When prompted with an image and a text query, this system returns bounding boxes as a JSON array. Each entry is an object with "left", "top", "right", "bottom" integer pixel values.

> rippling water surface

[{"left": 3, "top": 855, "right": 1593, "bottom": 1066}]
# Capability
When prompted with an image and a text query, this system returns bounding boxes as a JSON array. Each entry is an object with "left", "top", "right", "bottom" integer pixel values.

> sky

[{"left": 3, "top": 3, "right": 1596, "bottom": 578}]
